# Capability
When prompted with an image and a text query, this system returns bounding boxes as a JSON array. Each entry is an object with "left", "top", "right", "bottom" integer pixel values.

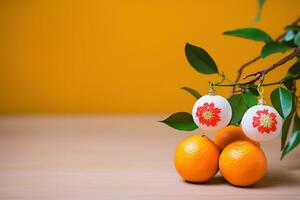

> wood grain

[{"left": 0, "top": 115, "right": 299, "bottom": 200}]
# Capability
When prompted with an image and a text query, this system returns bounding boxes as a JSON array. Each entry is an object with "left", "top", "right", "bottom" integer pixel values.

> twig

[
  {"left": 215, "top": 76, "right": 299, "bottom": 87},
  {"left": 260, "top": 79, "right": 286, "bottom": 86},
  {"left": 214, "top": 49, "right": 300, "bottom": 87},
  {"left": 231, "top": 16, "right": 300, "bottom": 93},
  {"left": 243, "top": 48, "right": 300, "bottom": 83},
  {"left": 232, "top": 56, "right": 260, "bottom": 90}
]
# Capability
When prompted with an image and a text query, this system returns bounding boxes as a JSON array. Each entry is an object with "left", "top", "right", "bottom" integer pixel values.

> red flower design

[
  {"left": 196, "top": 102, "right": 221, "bottom": 127},
  {"left": 252, "top": 109, "right": 277, "bottom": 134}
]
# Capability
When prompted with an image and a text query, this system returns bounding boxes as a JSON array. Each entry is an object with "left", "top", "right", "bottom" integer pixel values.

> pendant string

[
  {"left": 257, "top": 82, "right": 264, "bottom": 98},
  {"left": 257, "top": 81, "right": 266, "bottom": 105},
  {"left": 208, "top": 72, "right": 226, "bottom": 95},
  {"left": 209, "top": 72, "right": 225, "bottom": 89}
]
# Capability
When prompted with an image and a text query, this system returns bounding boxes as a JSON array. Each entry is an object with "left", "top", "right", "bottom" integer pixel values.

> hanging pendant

[
  {"left": 192, "top": 88, "right": 232, "bottom": 132},
  {"left": 241, "top": 98, "right": 283, "bottom": 142}
]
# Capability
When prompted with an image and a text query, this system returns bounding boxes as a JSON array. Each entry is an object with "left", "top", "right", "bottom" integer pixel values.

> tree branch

[
  {"left": 243, "top": 48, "right": 300, "bottom": 83},
  {"left": 215, "top": 48, "right": 300, "bottom": 87},
  {"left": 231, "top": 16, "right": 300, "bottom": 93},
  {"left": 215, "top": 76, "right": 299, "bottom": 87}
]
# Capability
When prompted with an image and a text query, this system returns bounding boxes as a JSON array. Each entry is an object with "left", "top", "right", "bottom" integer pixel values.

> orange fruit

[
  {"left": 174, "top": 135, "right": 220, "bottom": 182},
  {"left": 219, "top": 141, "right": 267, "bottom": 187},
  {"left": 214, "top": 125, "right": 259, "bottom": 150}
]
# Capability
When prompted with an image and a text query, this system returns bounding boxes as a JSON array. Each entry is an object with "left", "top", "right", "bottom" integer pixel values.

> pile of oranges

[{"left": 174, "top": 126, "right": 267, "bottom": 187}]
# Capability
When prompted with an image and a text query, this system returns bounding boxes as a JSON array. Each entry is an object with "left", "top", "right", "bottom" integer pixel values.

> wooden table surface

[{"left": 0, "top": 115, "right": 299, "bottom": 200}]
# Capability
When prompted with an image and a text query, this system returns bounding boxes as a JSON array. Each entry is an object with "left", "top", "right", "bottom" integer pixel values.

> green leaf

[
  {"left": 281, "top": 112, "right": 294, "bottom": 150},
  {"left": 261, "top": 42, "right": 291, "bottom": 58},
  {"left": 284, "top": 30, "right": 295, "bottom": 42},
  {"left": 286, "top": 62, "right": 300, "bottom": 78},
  {"left": 270, "top": 87, "right": 293, "bottom": 119},
  {"left": 283, "top": 79, "right": 294, "bottom": 91},
  {"left": 294, "top": 32, "right": 300, "bottom": 46},
  {"left": 223, "top": 28, "right": 272, "bottom": 43},
  {"left": 160, "top": 112, "right": 197, "bottom": 131},
  {"left": 228, "top": 94, "right": 249, "bottom": 125},
  {"left": 185, "top": 43, "right": 219, "bottom": 74},
  {"left": 181, "top": 87, "right": 201, "bottom": 99},
  {"left": 285, "top": 25, "right": 300, "bottom": 31},
  {"left": 242, "top": 92, "right": 257, "bottom": 107},
  {"left": 281, "top": 130, "right": 300, "bottom": 160},
  {"left": 293, "top": 113, "right": 300, "bottom": 131},
  {"left": 254, "top": 0, "right": 265, "bottom": 22},
  {"left": 244, "top": 87, "right": 260, "bottom": 96},
  {"left": 283, "top": 40, "right": 299, "bottom": 48}
]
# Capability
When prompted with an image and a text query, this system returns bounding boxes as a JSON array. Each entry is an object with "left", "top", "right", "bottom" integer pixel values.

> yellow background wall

[{"left": 0, "top": 0, "right": 299, "bottom": 114}]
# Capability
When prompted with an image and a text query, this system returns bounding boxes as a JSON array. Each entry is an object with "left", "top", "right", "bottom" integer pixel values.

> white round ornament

[
  {"left": 192, "top": 89, "right": 232, "bottom": 132},
  {"left": 241, "top": 99, "right": 283, "bottom": 142}
]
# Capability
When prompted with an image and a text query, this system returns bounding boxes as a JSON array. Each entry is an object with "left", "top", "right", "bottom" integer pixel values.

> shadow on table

[
  {"left": 183, "top": 170, "right": 300, "bottom": 189},
  {"left": 184, "top": 175, "right": 226, "bottom": 185},
  {"left": 249, "top": 170, "right": 300, "bottom": 189}
]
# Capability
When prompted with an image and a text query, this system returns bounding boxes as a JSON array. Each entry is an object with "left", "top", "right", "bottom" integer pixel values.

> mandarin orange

[
  {"left": 214, "top": 125, "right": 259, "bottom": 150},
  {"left": 174, "top": 135, "right": 220, "bottom": 182},
  {"left": 219, "top": 141, "right": 267, "bottom": 186}
]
